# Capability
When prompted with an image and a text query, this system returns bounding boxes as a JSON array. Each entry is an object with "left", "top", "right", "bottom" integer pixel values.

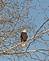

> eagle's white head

[{"left": 22, "top": 29, "right": 27, "bottom": 32}]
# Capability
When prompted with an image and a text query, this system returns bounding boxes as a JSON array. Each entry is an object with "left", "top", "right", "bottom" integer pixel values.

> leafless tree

[{"left": 0, "top": 0, "right": 49, "bottom": 61}]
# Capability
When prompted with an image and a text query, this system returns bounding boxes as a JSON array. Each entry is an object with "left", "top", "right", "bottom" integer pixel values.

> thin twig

[{"left": 26, "top": 19, "right": 49, "bottom": 50}]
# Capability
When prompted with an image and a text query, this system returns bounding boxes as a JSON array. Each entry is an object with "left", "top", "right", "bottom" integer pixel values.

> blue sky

[{"left": 0, "top": 0, "right": 49, "bottom": 61}]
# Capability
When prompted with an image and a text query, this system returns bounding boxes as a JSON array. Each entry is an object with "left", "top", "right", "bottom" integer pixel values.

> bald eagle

[{"left": 20, "top": 29, "right": 28, "bottom": 42}]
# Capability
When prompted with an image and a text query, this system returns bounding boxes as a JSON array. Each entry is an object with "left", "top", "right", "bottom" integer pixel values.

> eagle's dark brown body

[{"left": 20, "top": 32, "right": 28, "bottom": 42}]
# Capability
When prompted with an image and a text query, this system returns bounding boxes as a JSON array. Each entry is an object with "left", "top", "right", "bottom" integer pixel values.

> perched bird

[{"left": 20, "top": 29, "right": 28, "bottom": 42}]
